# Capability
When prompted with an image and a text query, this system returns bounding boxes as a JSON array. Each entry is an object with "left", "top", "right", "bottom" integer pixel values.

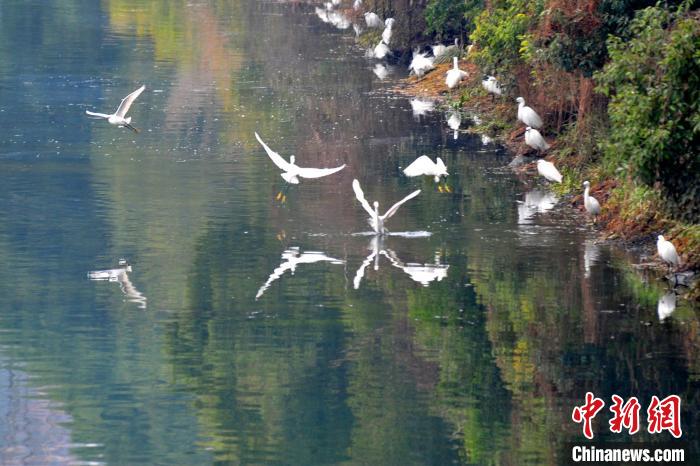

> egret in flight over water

[
  {"left": 352, "top": 179, "right": 420, "bottom": 235},
  {"left": 254, "top": 132, "right": 346, "bottom": 185},
  {"left": 516, "top": 97, "right": 543, "bottom": 128},
  {"left": 403, "top": 155, "right": 451, "bottom": 192},
  {"left": 85, "top": 85, "right": 145, "bottom": 133}
]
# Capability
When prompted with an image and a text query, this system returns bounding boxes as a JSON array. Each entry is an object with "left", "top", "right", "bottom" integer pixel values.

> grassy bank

[{"left": 391, "top": 57, "right": 699, "bottom": 299}]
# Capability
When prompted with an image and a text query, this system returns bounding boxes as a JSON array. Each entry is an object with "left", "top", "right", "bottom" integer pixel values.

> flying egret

[
  {"left": 85, "top": 85, "right": 145, "bottom": 133},
  {"left": 403, "top": 155, "right": 448, "bottom": 183},
  {"left": 364, "top": 12, "right": 383, "bottom": 28},
  {"left": 87, "top": 259, "right": 147, "bottom": 309},
  {"left": 516, "top": 97, "right": 543, "bottom": 129},
  {"left": 445, "top": 57, "right": 467, "bottom": 89},
  {"left": 373, "top": 40, "right": 390, "bottom": 59},
  {"left": 254, "top": 132, "right": 346, "bottom": 186},
  {"left": 657, "top": 235, "right": 681, "bottom": 272},
  {"left": 381, "top": 18, "right": 394, "bottom": 45},
  {"left": 482, "top": 76, "right": 502, "bottom": 98},
  {"left": 352, "top": 179, "right": 420, "bottom": 235},
  {"left": 256, "top": 247, "right": 344, "bottom": 299},
  {"left": 582, "top": 181, "right": 601, "bottom": 219},
  {"left": 447, "top": 111, "right": 461, "bottom": 139},
  {"left": 524, "top": 127, "right": 550, "bottom": 152},
  {"left": 536, "top": 159, "right": 562, "bottom": 183},
  {"left": 410, "top": 98, "right": 434, "bottom": 118},
  {"left": 408, "top": 50, "right": 435, "bottom": 77}
]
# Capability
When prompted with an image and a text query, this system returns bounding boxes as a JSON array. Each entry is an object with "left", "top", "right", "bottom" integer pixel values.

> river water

[{"left": 0, "top": 1, "right": 697, "bottom": 465}]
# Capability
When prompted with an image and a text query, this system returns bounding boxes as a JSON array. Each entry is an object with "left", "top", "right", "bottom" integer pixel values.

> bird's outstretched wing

[
  {"left": 85, "top": 110, "right": 111, "bottom": 119},
  {"left": 436, "top": 157, "right": 447, "bottom": 172},
  {"left": 297, "top": 164, "right": 346, "bottom": 179},
  {"left": 352, "top": 179, "right": 375, "bottom": 216},
  {"left": 403, "top": 155, "right": 434, "bottom": 177},
  {"left": 255, "top": 132, "right": 293, "bottom": 172},
  {"left": 115, "top": 85, "right": 145, "bottom": 118},
  {"left": 381, "top": 189, "right": 420, "bottom": 220}
]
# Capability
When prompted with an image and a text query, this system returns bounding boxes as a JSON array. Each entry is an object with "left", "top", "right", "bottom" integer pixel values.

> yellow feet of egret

[
  {"left": 275, "top": 191, "right": 287, "bottom": 203},
  {"left": 438, "top": 184, "right": 451, "bottom": 193}
]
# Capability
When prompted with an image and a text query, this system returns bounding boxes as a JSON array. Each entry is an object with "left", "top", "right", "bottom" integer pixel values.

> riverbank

[{"left": 392, "top": 58, "right": 699, "bottom": 300}]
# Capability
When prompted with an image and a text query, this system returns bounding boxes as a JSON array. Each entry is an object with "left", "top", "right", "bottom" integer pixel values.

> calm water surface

[{"left": 0, "top": 1, "right": 698, "bottom": 465}]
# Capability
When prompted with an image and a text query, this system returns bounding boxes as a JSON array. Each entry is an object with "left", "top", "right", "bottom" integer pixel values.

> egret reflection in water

[
  {"left": 256, "top": 247, "right": 345, "bottom": 300},
  {"left": 87, "top": 259, "right": 147, "bottom": 309},
  {"left": 384, "top": 250, "right": 449, "bottom": 286},
  {"left": 583, "top": 239, "right": 603, "bottom": 279},
  {"left": 517, "top": 189, "right": 558, "bottom": 225},
  {"left": 410, "top": 98, "right": 435, "bottom": 118},
  {"left": 657, "top": 291, "right": 677, "bottom": 321}
]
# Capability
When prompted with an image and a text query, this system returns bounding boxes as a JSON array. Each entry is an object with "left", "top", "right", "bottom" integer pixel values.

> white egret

[
  {"left": 87, "top": 259, "right": 147, "bottom": 309},
  {"left": 516, "top": 96, "right": 543, "bottom": 129},
  {"left": 254, "top": 132, "right": 346, "bottom": 184},
  {"left": 315, "top": 7, "right": 331, "bottom": 23},
  {"left": 353, "top": 23, "right": 363, "bottom": 37},
  {"left": 432, "top": 38, "right": 459, "bottom": 60},
  {"left": 408, "top": 50, "right": 435, "bottom": 77},
  {"left": 536, "top": 159, "right": 562, "bottom": 183},
  {"left": 410, "top": 98, "right": 434, "bottom": 117},
  {"left": 353, "top": 0, "right": 362, "bottom": 10},
  {"left": 447, "top": 111, "right": 461, "bottom": 139},
  {"left": 657, "top": 235, "right": 681, "bottom": 272},
  {"left": 328, "top": 11, "right": 350, "bottom": 29},
  {"left": 381, "top": 18, "right": 394, "bottom": 45},
  {"left": 445, "top": 57, "right": 467, "bottom": 89},
  {"left": 364, "top": 12, "right": 383, "bottom": 28},
  {"left": 352, "top": 179, "right": 420, "bottom": 235},
  {"left": 482, "top": 76, "right": 502, "bottom": 96},
  {"left": 85, "top": 85, "right": 145, "bottom": 133},
  {"left": 524, "top": 127, "right": 550, "bottom": 152},
  {"left": 256, "top": 247, "right": 344, "bottom": 299},
  {"left": 582, "top": 181, "right": 601, "bottom": 218},
  {"left": 372, "top": 63, "right": 391, "bottom": 80},
  {"left": 403, "top": 155, "right": 448, "bottom": 182},
  {"left": 373, "top": 40, "right": 390, "bottom": 59},
  {"left": 657, "top": 291, "right": 676, "bottom": 321}
]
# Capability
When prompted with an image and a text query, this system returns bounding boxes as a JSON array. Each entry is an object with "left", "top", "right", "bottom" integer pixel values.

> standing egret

[
  {"left": 364, "top": 12, "right": 383, "bottom": 28},
  {"left": 524, "top": 127, "right": 550, "bottom": 152},
  {"left": 352, "top": 179, "right": 420, "bottom": 235},
  {"left": 254, "top": 132, "right": 346, "bottom": 186},
  {"left": 408, "top": 50, "right": 435, "bottom": 77},
  {"left": 536, "top": 159, "right": 562, "bottom": 183},
  {"left": 657, "top": 235, "right": 681, "bottom": 272},
  {"left": 516, "top": 97, "right": 543, "bottom": 129},
  {"left": 582, "top": 181, "right": 601, "bottom": 219},
  {"left": 373, "top": 40, "right": 390, "bottom": 59},
  {"left": 445, "top": 57, "right": 467, "bottom": 89},
  {"left": 432, "top": 38, "right": 459, "bottom": 61},
  {"left": 447, "top": 111, "right": 461, "bottom": 139},
  {"left": 85, "top": 85, "right": 145, "bottom": 133},
  {"left": 481, "top": 76, "right": 502, "bottom": 98},
  {"left": 381, "top": 18, "right": 394, "bottom": 45},
  {"left": 403, "top": 155, "right": 448, "bottom": 182}
]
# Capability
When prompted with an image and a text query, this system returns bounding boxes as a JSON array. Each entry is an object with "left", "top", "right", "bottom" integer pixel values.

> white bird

[
  {"left": 352, "top": 179, "right": 420, "bottom": 235},
  {"left": 582, "top": 181, "right": 601, "bottom": 218},
  {"left": 353, "top": 0, "right": 362, "bottom": 10},
  {"left": 403, "top": 155, "right": 448, "bottom": 182},
  {"left": 524, "top": 127, "right": 550, "bottom": 152},
  {"left": 87, "top": 259, "right": 147, "bottom": 309},
  {"left": 381, "top": 18, "right": 395, "bottom": 45},
  {"left": 482, "top": 76, "right": 502, "bottom": 96},
  {"left": 373, "top": 40, "right": 390, "bottom": 59},
  {"left": 408, "top": 50, "right": 435, "bottom": 77},
  {"left": 364, "top": 12, "right": 383, "bottom": 28},
  {"left": 447, "top": 111, "right": 461, "bottom": 139},
  {"left": 373, "top": 63, "right": 390, "bottom": 80},
  {"left": 328, "top": 11, "right": 350, "bottom": 29},
  {"left": 657, "top": 291, "right": 676, "bottom": 321},
  {"left": 445, "top": 57, "right": 467, "bottom": 89},
  {"left": 432, "top": 38, "right": 458, "bottom": 59},
  {"left": 254, "top": 132, "right": 346, "bottom": 184},
  {"left": 537, "top": 159, "right": 562, "bottom": 183},
  {"left": 516, "top": 97, "right": 543, "bottom": 128},
  {"left": 85, "top": 85, "right": 145, "bottom": 132},
  {"left": 353, "top": 23, "right": 363, "bottom": 37},
  {"left": 256, "top": 247, "right": 344, "bottom": 299},
  {"left": 409, "top": 98, "right": 434, "bottom": 117},
  {"left": 657, "top": 235, "right": 681, "bottom": 271}
]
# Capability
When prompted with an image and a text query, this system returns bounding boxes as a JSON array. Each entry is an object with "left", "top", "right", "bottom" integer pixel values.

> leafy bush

[
  {"left": 596, "top": 3, "right": 700, "bottom": 222},
  {"left": 424, "top": 0, "right": 484, "bottom": 40}
]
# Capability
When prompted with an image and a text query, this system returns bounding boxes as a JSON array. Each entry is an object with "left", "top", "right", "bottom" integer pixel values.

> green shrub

[
  {"left": 595, "top": 3, "right": 700, "bottom": 222},
  {"left": 425, "top": 0, "right": 484, "bottom": 40}
]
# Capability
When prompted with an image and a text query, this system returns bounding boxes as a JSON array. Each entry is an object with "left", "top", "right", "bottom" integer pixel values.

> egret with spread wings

[
  {"left": 85, "top": 85, "right": 145, "bottom": 133},
  {"left": 352, "top": 179, "right": 420, "bottom": 235}
]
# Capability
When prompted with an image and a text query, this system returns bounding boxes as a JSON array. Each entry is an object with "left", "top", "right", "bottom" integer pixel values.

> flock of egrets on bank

[{"left": 84, "top": 3, "right": 683, "bottom": 301}]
